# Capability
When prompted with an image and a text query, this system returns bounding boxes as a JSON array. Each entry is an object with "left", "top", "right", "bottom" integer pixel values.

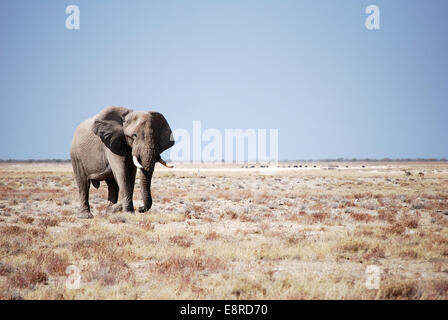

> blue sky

[{"left": 0, "top": 0, "right": 447, "bottom": 160}]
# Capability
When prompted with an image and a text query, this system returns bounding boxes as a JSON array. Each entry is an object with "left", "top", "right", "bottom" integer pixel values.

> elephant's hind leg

[
  {"left": 105, "top": 178, "right": 119, "bottom": 204},
  {"left": 72, "top": 160, "right": 93, "bottom": 219},
  {"left": 75, "top": 176, "right": 93, "bottom": 219}
]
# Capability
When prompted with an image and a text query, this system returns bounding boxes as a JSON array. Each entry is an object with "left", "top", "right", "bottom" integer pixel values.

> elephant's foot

[
  {"left": 138, "top": 202, "right": 152, "bottom": 213},
  {"left": 76, "top": 210, "right": 93, "bottom": 219},
  {"left": 110, "top": 202, "right": 135, "bottom": 214},
  {"left": 138, "top": 206, "right": 150, "bottom": 213}
]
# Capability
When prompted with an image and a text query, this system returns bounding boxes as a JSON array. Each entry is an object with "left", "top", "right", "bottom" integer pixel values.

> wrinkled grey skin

[{"left": 70, "top": 106, "right": 174, "bottom": 218}]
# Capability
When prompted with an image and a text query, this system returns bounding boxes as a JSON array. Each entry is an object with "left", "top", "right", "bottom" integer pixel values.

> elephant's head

[{"left": 92, "top": 106, "right": 174, "bottom": 211}]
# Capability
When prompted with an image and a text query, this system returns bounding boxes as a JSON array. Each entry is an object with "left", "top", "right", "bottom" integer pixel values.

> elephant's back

[{"left": 70, "top": 118, "right": 103, "bottom": 158}]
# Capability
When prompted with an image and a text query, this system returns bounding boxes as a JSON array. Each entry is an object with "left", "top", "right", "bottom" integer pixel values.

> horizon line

[{"left": 1, "top": 158, "right": 447, "bottom": 163}]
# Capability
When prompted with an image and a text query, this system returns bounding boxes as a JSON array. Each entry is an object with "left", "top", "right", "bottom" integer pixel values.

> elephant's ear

[
  {"left": 159, "top": 124, "right": 174, "bottom": 154},
  {"left": 151, "top": 112, "right": 175, "bottom": 154},
  {"left": 92, "top": 106, "right": 133, "bottom": 156}
]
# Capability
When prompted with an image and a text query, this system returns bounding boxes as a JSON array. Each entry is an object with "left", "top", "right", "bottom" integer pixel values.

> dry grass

[{"left": 0, "top": 161, "right": 447, "bottom": 299}]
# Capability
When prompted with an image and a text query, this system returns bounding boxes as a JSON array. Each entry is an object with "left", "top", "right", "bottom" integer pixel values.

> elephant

[{"left": 70, "top": 106, "right": 175, "bottom": 218}]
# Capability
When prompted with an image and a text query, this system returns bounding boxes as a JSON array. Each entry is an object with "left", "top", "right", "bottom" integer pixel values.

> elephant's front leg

[{"left": 108, "top": 157, "right": 136, "bottom": 213}]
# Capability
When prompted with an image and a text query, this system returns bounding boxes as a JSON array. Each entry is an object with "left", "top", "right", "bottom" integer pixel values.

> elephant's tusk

[
  {"left": 159, "top": 158, "right": 174, "bottom": 168},
  {"left": 133, "top": 156, "right": 144, "bottom": 169}
]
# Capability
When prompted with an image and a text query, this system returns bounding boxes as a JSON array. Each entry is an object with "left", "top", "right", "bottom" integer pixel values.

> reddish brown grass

[
  {"left": 138, "top": 220, "right": 154, "bottom": 231},
  {"left": 403, "top": 217, "right": 419, "bottom": 229},
  {"left": 170, "top": 235, "right": 192, "bottom": 248},
  {"left": 8, "top": 263, "right": 48, "bottom": 289},
  {"left": 37, "top": 251, "right": 70, "bottom": 276},
  {"left": 385, "top": 223, "right": 406, "bottom": 235},
  {"left": 0, "top": 225, "right": 27, "bottom": 235},
  {"left": 39, "top": 218, "right": 59, "bottom": 227},
  {"left": 20, "top": 216, "right": 34, "bottom": 224},
  {"left": 363, "top": 246, "right": 386, "bottom": 260},
  {"left": 380, "top": 278, "right": 419, "bottom": 299},
  {"left": 205, "top": 231, "right": 219, "bottom": 240},
  {"left": 153, "top": 252, "right": 225, "bottom": 276},
  {"left": 350, "top": 212, "right": 375, "bottom": 222},
  {"left": 88, "top": 260, "right": 134, "bottom": 286}
]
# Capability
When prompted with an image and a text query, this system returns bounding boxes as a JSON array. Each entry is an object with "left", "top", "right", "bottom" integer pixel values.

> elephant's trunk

[
  {"left": 138, "top": 147, "right": 155, "bottom": 172},
  {"left": 140, "top": 164, "right": 155, "bottom": 211},
  {"left": 132, "top": 134, "right": 156, "bottom": 172},
  {"left": 133, "top": 141, "right": 156, "bottom": 211}
]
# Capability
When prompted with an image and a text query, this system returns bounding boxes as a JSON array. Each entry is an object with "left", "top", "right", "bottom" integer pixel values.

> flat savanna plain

[{"left": 0, "top": 162, "right": 448, "bottom": 299}]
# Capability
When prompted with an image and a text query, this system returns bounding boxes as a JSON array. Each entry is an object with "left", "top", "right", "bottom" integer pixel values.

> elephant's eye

[{"left": 132, "top": 134, "right": 137, "bottom": 139}]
